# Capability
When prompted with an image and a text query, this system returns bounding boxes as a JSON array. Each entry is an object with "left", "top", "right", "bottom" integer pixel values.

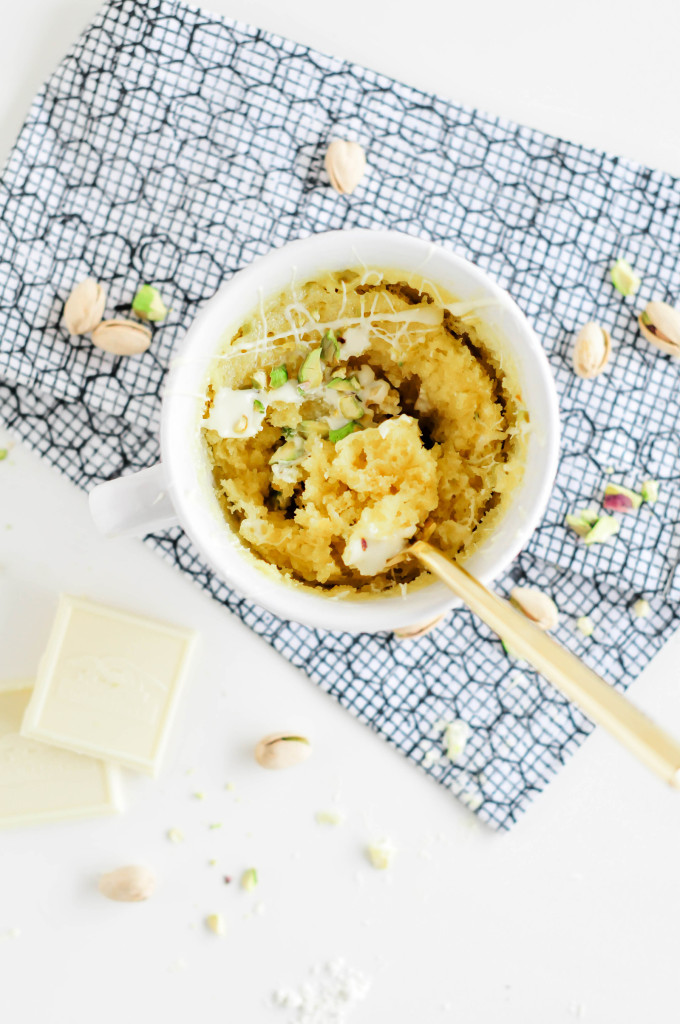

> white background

[{"left": 1, "top": 2, "right": 680, "bottom": 1022}]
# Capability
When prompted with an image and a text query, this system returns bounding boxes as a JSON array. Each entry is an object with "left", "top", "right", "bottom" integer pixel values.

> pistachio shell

[
  {"left": 324, "top": 140, "right": 367, "bottom": 195},
  {"left": 91, "top": 318, "right": 152, "bottom": 356},
  {"left": 393, "top": 613, "right": 446, "bottom": 640},
  {"left": 63, "top": 279, "right": 107, "bottom": 335},
  {"left": 254, "top": 733, "right": 311, "bottom": 770},
  {"left": 572, "top": 322, "right": 611, "bottom": 379},
  {"left": 98, "top": 865, "right": 155, "bottom": 902},
  {"left": 509, "top": 586, "right": 559, "bottom": 631},
  {"left": 638, "top": 301, "right": 680, "bottom": 358}
]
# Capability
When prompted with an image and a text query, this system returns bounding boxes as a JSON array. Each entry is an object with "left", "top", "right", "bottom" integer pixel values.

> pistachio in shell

[
  {"left": 509, "top": 586, "right": 559, "bottom": 631},
  {"left": 572, "top": 321, "right": 611, "bottom": 379},
  {"left": 324, "top": 139, "right": 367, "bottom": 195},
  {"left": 63, "top": 279, "right": 107, "bottom": 335},
  {"left": 638, "top": 301, "right": 680, "bottom": 358},
  {"left": 254, "top": 733, "right": 311, "bottom": 770},
  {"left": 91, "top": 318, "right": 152, "bottom": 356}
]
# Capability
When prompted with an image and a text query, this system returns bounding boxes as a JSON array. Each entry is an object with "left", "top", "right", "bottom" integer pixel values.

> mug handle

[{"left": 89, "top": 463, "right": 179, "bottom": 538}]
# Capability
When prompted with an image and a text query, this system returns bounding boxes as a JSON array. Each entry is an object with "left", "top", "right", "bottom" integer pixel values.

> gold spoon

[{"left": 408, "top": 540, "right": 680, "bottom": 787}]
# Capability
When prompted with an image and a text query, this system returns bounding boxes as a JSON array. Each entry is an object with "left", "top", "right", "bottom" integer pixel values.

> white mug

[{"left": 89, "top": 230, "right": 560, "bottom": 633}]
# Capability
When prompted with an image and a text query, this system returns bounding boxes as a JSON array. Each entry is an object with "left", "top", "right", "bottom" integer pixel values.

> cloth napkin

[{"left": 1, "top": 0, "right": 680, "bottom": 829}]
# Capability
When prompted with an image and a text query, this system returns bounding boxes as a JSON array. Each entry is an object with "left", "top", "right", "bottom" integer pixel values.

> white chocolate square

[
  {"left": 0, "top": 678, "right": 123, "bottom": 828},
  {"left": 21, "top": 595, "right": 197, "bottom": 776}
]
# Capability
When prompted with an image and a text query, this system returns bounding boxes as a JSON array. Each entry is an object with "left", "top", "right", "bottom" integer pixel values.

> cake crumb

[{"left": 272, "top": 958, "right": 370, "bottom": 1023}]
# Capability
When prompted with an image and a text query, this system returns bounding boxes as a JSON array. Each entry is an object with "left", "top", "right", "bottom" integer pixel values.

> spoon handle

[{"left": 411, "top": 540, "right": 680, "bottom": 787}]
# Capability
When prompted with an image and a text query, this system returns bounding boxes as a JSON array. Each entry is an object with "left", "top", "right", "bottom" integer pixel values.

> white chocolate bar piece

[
  {"left": 0, "top": 678, "right": 123, "bottom": 828},
  {"left": 21, "top": 595, "right": 197, "bottom": 776}
]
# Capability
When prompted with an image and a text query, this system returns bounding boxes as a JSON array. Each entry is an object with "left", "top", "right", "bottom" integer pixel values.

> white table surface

[{"left": 2, "top": 2, "right": 680, "bottom": 1022}]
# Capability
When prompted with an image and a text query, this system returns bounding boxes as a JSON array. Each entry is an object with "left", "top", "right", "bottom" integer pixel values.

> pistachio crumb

[
  {"left": 225, "top": 782, "right": 235, "bottom": 791},
  {"left": 315, "top": 810, "right": 344, "bottom": 826},
  {"left": 366, "top": 839, "right": 396, "bottom": 870},
  {"left": 442, "top": 720, "right": 471, "bottom": 763},
  {"left": 167, "top": 827, "right": 184, "bottom": 844},
  {"left": 603, "top": 483, "right": 642, "bottom": 513},
  {"left": 640, "top": 479, "right": 659, "bottom": 504},
  {"left": 633, "top": 598, "right": 650, "bottom": 618},
  {"left": 576, "top": 616, "right": 594, "bottom": 637},
  {"left": 205, "top": 913, "right": 225, "bottom": 936},
  {"left": 194, "top": 791, "right": 206, "bottom": 800},
  {"left": 132, "top": 284, "right": 168, "bottom": 322},
  {"left": 241, "top": 868, "right": 258, "bottom": 892},
  {"left": 208, "top": 822, "right": 223, "bottom": 830},
  {"left": 584, "top": 515, "right": 619, "bottom": 545},
  {"left": 0, "top": 449, "right": 8, "bottom": 461},
  {"left": 610, "top": 258, "right": 641, "bottom": 296}
]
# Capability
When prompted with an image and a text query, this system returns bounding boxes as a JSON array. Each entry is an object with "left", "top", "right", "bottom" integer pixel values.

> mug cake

[{"left": 201, "top": 267, "right": 528, "bottom": 595}]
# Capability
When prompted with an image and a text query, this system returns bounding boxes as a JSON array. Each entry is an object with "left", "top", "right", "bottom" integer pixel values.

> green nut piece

[
  {"left": 298, "top": 347, "right": 323, "bottom": 388},
  {"left": 610, "top": 258, "right": 641, "bottom": 297},
  {"left": 640, "top": 478, "right": 659, "bottom": 503},
  {"left": 328, "top": 421, "right": 357, "bottom": 443},
  {"left": 584, "top": 515, "right": 619, "bottom": 545},
  {"left": 269, "top": 364, "right": 288, "bottom": 389},
  {"left": 132, "top": 284, "right": 168, "bottom": 322}
]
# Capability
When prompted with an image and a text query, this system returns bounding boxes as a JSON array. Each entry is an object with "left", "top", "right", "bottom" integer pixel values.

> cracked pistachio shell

[
  {"left": 638, "top": 301, "right": 680, "bottom": 358},
  {"left": 394, "top": 613, "right": 446, "bottom": 640},
  {"left": 324, "top": 140, "right": 367, "bottom": 195},
  {"left": 254, "top": 733, "right": 311, "bottom": 770},
  {"left": 91, "top": 318, "right": 152, "bottom": 355},
  {"left": 509, "top": 586, "right": 559, "bottom": 631},
  {"left": 572, "top": 322, "right": 611, "bottom": 379},
  {"left": 63, "top": 279, "right": 107, "bottom": 335},
  {"left": 98, "top": 865, "right": 155, "bottom": 902}
]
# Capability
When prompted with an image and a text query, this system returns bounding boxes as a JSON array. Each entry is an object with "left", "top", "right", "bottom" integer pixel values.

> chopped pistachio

[
  {"left": 252, "top": 370, "right": 267, "bottom": 389},
  {"left": 338, "top": 394, "right": 364, "bottom": 419},
  {"left": 610, "top": 258, "right": 641, "bottom": 296},
  {"left": 269, "top": 439, "right": 303, "bottom": 464},
  {"left": 315, "top": 810, "right": 344, "bottom": 826},
  {"left": 329, "top": 421, "right": 357, "bottom": 443},
  {"left": 132, "top": 284, "right": 168, "bottom": 321},
  {"left": 208, "top": 822, "right": 222, "bottom": 830},
  {"left": 194, "top": 791, "right": 206, "bottom": 800},
  {"left": 366, "top": 839, "right": 396, "bottom": 870},
  {"left": 640, "top": 478, "right": 659, "bottom": 503},
  {"left": 269, "top": 364, "right": 288, "bottom": 389},
  {"left": 299, "top": 419, "right": 329, "bottom": 438},
  {"left": 584, "top": 515, "right": 619, "bottom": 545},
  {"left": 253, "top": 399, "right": 265, "bottom": 413},
  {"left": 241, "top": 868, "right": 258, "bottom": 892},
  {"left": 298, "top": 347, "right": 323, "bottom": 387},
  {"left": 167, "top": 827, "right": 184, "bottom": 844},
  {"left": 208, "top": 859, "right": 217, "bottom": 866},
  {"left": 565, "top": 513, "right": 593, "bottom": 538},
  {"left": 205, "top": 913, "right": 226, "bottom": 936},
  {"left": 633, "top": 598, "right": 650, "bottom": 618},
  {"left": 575, "top": 615, "right": 594, "bottom": 637},
  {"left": 224, "top": 782, "right": 235, "bottom": 791},
  {"left": 327, "top": 376, "right": 360, "bottom": 392},
  {"left": 321, "top": 329, "right": 340, "bottom": 363},
  {"left": 442, "top": 720, "right": 470, "bottom": 763},
  {"left": 603, "top": 483, "right": 642, "bottom": 512},
  {"left": 0, "top": 449, "right": 7, "bottom": 461},
  {"left": 604, "top": 465, "right": 615, "bottom": 475},
  {"left": 566, "top": 507, "right": 601, "bottom": 537}
]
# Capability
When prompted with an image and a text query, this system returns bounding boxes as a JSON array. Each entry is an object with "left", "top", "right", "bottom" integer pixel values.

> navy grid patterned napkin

[{"left": 1, "top": 0, "right": 680, "bottom": 829}]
